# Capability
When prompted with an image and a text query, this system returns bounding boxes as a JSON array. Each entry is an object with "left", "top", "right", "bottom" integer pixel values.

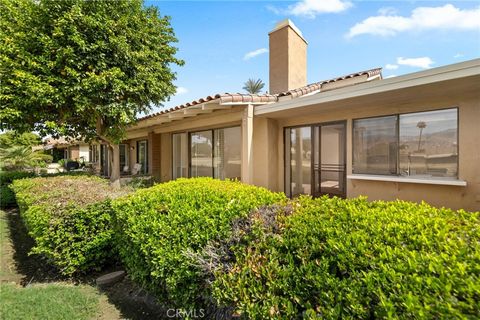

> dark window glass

[
  {"left": 353, "top": 116, "right": 398, "bottom": 175},
  {"left": 136, "top": 140, "right": 148, "bottom": 174},
  {"left": 119, "top": 144, "right": 128, "bottom": 169}
]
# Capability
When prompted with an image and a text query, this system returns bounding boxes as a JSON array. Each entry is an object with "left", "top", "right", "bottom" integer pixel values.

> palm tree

[
  {"left": 242, "top": 78, "right": 265, "bottom": 94},
  {"left": 0, "top": 145, "right": 52, "bottom": 170},
  {"left": 416, "top": 121, "right": 427, "bottom": 151}
]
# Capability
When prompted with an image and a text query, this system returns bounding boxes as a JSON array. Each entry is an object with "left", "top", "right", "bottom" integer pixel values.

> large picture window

[
  {"left": 353, "top": 108, "right": 458, "bottom": 179},
  {"left": 173, "top": 126, "right": 241, "bottom": 180}
]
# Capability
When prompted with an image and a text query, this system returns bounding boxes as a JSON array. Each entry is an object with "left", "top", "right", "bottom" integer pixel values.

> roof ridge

[{"left": 137, "top": 67, "right": 382, "bottom": 121}]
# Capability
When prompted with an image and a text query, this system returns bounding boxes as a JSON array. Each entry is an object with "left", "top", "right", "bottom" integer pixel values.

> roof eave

[{"left": 255, "top": 59, "right": 480, "bottom": 116}]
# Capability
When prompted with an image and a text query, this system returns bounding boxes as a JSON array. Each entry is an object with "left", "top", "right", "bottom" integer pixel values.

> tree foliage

[
  {"left": 242, "top": 78, "right": 265, "bottom": 94},
  {"left": 0, "top": 131, "right": 41, "bottom": 149},
  {"left": 0, "top": 0, "right": 183, "bottom": 143}
]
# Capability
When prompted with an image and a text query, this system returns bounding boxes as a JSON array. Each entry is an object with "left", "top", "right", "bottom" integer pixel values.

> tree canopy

[
  {"left": 0, "top": 131, "right": 41, "bottom": 149},
  {"left": 0, "top": 0, "right": 183, "bottom": 144}
]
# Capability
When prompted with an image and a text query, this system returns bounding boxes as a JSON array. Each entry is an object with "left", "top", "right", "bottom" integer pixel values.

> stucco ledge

[{"left": 347, "top": 174, "right": 467, "bottom": 187}]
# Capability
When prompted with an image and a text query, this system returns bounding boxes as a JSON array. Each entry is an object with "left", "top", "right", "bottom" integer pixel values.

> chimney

[{"left": 269, "top": 19, "right": 307, "bottom": 94}]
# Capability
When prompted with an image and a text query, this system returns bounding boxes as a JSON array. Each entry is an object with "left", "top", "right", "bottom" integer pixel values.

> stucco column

[{"left": 241, "top": 104, "right": 254, "bottom": 184}]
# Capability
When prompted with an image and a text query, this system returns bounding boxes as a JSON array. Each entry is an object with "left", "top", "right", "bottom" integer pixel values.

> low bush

[
  {"left": 212, "top": 196, "right": 480, "bottom": 319},
  {"left": 12, "top": 175, "right": 131, "bottom": 275},
  {"left": 0, "top": 171, "right": 35, "bottom": 208},
  {"left": 112, "top": 177, "right": 286, "bottom": 310}
]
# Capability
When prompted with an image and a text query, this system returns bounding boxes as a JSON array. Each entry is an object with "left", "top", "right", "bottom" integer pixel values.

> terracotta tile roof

[
  {"left": 277, "top": 68, "right": 382, "bottom": 98},
  {"left": 138, "top": 93, "right": 277, "bottom": 120},
  {"left": 137, "top": 67, "right": 381, "bottom": 121}
]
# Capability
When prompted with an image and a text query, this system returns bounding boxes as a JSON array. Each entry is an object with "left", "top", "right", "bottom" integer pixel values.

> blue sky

[{"left": 145, "top": 0, "right": 480, "bottom": 114}]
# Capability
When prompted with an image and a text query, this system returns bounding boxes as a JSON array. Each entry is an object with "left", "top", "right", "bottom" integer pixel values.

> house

[
  {"left": 105, "top": 19, "right": 479, "bottom": 211},
  {"left": 43, "top": 137, "right": 91, "bottom": 163}
]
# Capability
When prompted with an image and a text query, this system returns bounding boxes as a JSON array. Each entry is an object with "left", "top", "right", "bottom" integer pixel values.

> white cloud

[
  {"left": 287, "top": 0, "right": 352, "bottom": 18},
  {"left": 347, "top": 4, "right": 480, "bottom": 38},
  {"left": 385, "top": 75, "right": 398, "bottom": 79},
  {"left": 397, "top": 57, "right": 434, "bottom": 69},
  {"left": 377, "top": 7, "right": 397, "bottom": 16},
  {"left": 243, "top": 48, "right": 268, "bottom": 60},
  {"left": 385, "top": 64, "right": 399, "bottom": 70},
  {"left": 175, "top": 86, "right": 188, "bottom": 95},
  {"left": 454, "top": 53, "right": 464, "bottom": 58}
]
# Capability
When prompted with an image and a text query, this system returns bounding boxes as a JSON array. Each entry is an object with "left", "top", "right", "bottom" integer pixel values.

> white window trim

[{"left": 347, "top": 174, "right": 466, "bottom": 186}]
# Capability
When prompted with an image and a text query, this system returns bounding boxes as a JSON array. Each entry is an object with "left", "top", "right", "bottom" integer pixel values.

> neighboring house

[
  {"left": 43, "top": 137, "right": 97, "bottom": 164},
  {"left": 103, "top": 19, "right": 478, "bottom": 211}
]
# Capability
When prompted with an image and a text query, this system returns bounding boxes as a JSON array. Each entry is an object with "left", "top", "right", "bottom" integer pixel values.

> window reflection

[
  {"left": 399, "top": 109, "right": 457, "bottom": 178},
  {"left": 190, "top": 131, "right": 213, "bottom": 178},
  {"left": 353, "top": 116, "right": 397, "bottom": 175},
  {"left": 288, "top": 127, "right": 311, "bottom": 197}
]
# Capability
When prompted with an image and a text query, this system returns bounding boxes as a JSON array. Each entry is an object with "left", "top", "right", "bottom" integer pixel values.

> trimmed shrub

[
  {"left": 0, "top": 171, "right": 35, "bottom": 208},
  {"left": 213, "top": 196, "right": 480, "bottom": 319},
  {"left": 12, "top": 175, "right": 131, "bottom": 275},
  {"left": 112, "top": 177, "right": 286, "bottom": 309}
]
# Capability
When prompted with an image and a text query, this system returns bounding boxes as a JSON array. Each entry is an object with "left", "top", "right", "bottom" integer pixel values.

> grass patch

[{"left": 0, "top": 283, "right": 100, "bottom": 320}]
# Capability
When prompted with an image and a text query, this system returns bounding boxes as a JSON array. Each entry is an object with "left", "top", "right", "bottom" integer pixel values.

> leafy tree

[
  {"left": 0, "top": 131, "right": 41, "bottom": 149},
  {"left": 242, "top": 78, "right": 265, "bottom": 94},
  {"left": 0, "top": 0, "right": 183, "bottom": 184}
]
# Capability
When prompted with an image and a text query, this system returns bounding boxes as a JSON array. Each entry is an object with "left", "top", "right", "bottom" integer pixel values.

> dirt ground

[{"left": 0, "top": 208, "right": 172, "bottom": 320}]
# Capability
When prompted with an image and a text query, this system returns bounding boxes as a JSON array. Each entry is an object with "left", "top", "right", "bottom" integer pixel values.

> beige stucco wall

[
  {"left": 261, "top": 77, "right": 480, "bottom": 211},
  {"left": 252, "top": 117, "right": 279, "bottom": 189}
]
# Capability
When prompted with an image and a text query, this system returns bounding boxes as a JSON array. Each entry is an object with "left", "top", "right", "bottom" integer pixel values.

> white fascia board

[{"left": 255, "top": 59, "right": 480, "bottom": 116}]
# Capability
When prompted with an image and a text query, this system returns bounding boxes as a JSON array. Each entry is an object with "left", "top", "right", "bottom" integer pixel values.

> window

[
  {"left": 353, "top": 116, "right": 397, "bottom": 175},
  {"left": 285, "top": 122, "right": 346, "bottom": 198},
  {"left": 285, "top": 127, "right": 311, "bottom": 197},
  {"left": 136, "top": 140, "right": 148, "bottom": 174},
  {"left": 89, "top": 145, "right": 99, "bottom": 163},
  {"left": 174, "top": 126, "right": 241, "bottom": 180},
  {"left": 119, "top": 144, "right": 128, "bottom": 169},
  {"left": 353, "top": 108, "right": 458, "bottom": 179},
  {"left": 214, "top": 127, "right": 241, "bottom": 180},
  {"left": 190, "top": 130, "right": 213, "bottom": 177},
  {"left": 173, "top": 133, "right": 188, "bottom": 179}
]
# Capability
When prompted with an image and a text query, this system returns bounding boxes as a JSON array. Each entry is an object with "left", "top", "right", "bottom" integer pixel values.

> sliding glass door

[
  {"left": 173, "top": 133, "right": 188, "bottom": 179},
  {"left": 173, "top": 126, "right": 241, "bottom": 180},
  {"left": 286, "top": 122, "right": 346, "bottom": 198},
  {"left": 190, "top": 130, "right": 213, "bottom": 177}
]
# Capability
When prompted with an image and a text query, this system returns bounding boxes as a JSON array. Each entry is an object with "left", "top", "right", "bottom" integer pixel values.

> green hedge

[
  {"left": 212, "top": 196, "right": 480, "bottom": 319},
  {"left": 0, "top": 171, "right": 35, "bottom": 208},
  {"left": 112, "top": 177, "right": 286, "bottom": 309},
  {"left": 12, "top": 175, "right": 131, "bottom": 275}
]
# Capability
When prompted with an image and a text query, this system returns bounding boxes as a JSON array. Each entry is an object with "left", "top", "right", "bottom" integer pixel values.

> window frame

[
  {"left": 171, "top": 125, "right": 242, "bottom": 180},
  {"left": 352, "top": 107, "right": 459, "bottom": 178},
  {"left": 284, "top": 120, "right": 347, "bottom": 198}
]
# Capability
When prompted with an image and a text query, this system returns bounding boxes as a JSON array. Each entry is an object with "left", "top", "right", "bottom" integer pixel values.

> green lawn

[
  {"left": 0, "top": 283, "right": 100, "bottom": 320},
  {"left": 0, "top": 210, "right": 116, "bottom": 320}
]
